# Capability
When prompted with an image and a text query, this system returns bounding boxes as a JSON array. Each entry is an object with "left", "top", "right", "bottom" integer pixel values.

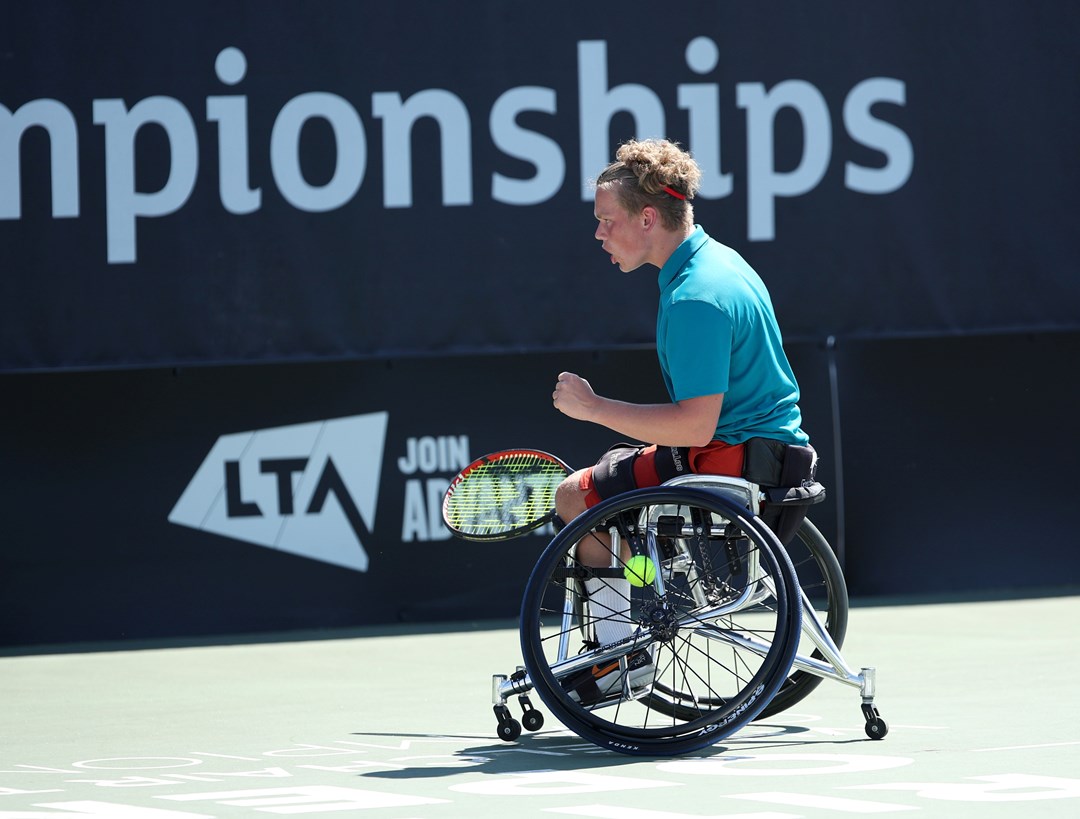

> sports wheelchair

[{"left": 490, "top": 474, "right": 887, "bottom": 756}]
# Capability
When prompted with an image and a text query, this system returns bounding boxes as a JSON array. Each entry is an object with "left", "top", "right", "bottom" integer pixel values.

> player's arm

[
  {"left": 553, "top": 373, "right": 722, "bottom": 447},
  {"left": 553, "top": 299, "right": 731, "bottom": 446}
]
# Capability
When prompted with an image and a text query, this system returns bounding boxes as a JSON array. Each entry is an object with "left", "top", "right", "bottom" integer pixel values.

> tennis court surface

[{"left": 3, "top": 591, "right": 1079, "bottom": 818}]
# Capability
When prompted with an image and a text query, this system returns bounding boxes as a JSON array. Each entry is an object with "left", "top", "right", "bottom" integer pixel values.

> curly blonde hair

[{"left": 596, "top": 139, "right": 701, "bottom": 231}]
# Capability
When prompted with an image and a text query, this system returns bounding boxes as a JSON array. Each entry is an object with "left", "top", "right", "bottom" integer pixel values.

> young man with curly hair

[{"left": 551, "top": 138, "right": 814, "bottom": 668}]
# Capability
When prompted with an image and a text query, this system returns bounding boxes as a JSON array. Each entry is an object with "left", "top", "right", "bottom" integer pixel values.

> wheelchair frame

[{"left": 490, "top": 474, "right": 887, "bottom": 755}]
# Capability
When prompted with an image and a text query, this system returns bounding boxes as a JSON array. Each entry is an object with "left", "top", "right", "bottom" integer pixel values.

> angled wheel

[{"left": 519, "top": 486, "right": 801, "bottom": 756}]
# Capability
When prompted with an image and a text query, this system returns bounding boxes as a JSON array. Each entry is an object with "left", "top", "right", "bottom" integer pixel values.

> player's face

[{"left": 594, "top": 188, "right": 648, "bottom": 272}]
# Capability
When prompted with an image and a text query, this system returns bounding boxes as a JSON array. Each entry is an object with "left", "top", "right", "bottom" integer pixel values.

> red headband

[{"left": 663, "top": 186, "right": 686, "bottom": 200}]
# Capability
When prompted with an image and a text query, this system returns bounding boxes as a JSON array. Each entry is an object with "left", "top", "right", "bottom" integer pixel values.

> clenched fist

[{"left": 552, "top": 371, "right": 599, "bottom": 421}]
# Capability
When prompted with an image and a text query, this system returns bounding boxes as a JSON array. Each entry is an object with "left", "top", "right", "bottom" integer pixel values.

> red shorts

[{"left": 579, "top": 441, "right": 746, "bottom": 508}]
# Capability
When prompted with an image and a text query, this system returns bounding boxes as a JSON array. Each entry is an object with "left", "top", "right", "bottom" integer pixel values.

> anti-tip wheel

[{"left": 865, "top": 717, "right": 889, "bottom": 740}]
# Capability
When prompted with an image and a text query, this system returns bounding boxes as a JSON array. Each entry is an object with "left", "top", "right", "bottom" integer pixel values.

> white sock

[{"left": 584, "top": 577, "right": 632, "bottom": 647}]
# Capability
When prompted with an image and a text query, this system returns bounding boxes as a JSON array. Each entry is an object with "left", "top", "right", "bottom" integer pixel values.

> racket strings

[{"left": 444, "top": 454, "right": 566, "bottom": 537}]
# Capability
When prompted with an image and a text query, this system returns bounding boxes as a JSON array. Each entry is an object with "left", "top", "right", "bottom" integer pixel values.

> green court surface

[{"left": 3, "top": 592, "right": 1079, "bottom": 818}]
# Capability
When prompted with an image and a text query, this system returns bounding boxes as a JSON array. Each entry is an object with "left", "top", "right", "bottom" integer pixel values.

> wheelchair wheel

[
  {"left": 519, "top": 486, "right": 801, "bottom": 756},
  {"left": 640, "top": 516, "right": 848, "bottom": 723},
  {"left": 756, "top": 517, "right": 848, "bottom": 719}
]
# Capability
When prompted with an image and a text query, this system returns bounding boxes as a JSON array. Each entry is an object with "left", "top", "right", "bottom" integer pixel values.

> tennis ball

[{"left": 624, "top": 555, "right": 656, "bottom": 587}]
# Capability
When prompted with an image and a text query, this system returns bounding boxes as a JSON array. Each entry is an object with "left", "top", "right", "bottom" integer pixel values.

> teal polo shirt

[{"left": 656, "top": 226, "right": 809, "bottom": 446}]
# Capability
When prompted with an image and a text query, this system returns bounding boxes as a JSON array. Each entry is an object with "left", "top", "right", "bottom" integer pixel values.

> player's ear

[{"left": 640, "top": 205, "right": 658, "bottom": 230}]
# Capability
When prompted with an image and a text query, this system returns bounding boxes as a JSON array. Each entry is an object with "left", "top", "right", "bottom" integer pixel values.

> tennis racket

[{"left": 443, "top": 449, "right": 572, "bottom": 541}]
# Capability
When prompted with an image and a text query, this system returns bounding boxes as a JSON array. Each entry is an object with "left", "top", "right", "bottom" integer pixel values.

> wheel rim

[{"left": 519, "top": 486, "right": 801, "bottom": 755}]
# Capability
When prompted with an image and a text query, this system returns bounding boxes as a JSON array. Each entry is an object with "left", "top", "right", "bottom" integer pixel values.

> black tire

[{"left": 520, "top": 486, "right": 801, "bottom": 756}]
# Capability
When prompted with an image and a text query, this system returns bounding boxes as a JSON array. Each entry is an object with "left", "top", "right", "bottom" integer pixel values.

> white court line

[
  {"left": 974, "top": 740, "right": 1080, "bottom": 753},
  {"left": 545, "top": 806, "right": 798, "bottom": 819},
  {"left": 727, "top": 792, "right": 916, "bottom": 813},
  {"left": 886, "top": 725, "right": 948, "bottom": 730}
]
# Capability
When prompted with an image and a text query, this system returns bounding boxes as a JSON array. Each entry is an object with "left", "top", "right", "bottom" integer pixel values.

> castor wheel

[
  {"left": 516, "top": 693, "right": 544, "bottom": 732},
  {"left": 861, "top": 703, "right": 888, "bottom": 739},
  {"left": 865, "top": 717, "right": 888, "bottom": 739},
  {"left": 522, "top": 709, "right": 545, "bottom": 732},
  {"left": 493, "top": 703, "right": 522, "bottom": 742},
  {"left": 497, "top": 718, "right": 522, "bottom": 741}
]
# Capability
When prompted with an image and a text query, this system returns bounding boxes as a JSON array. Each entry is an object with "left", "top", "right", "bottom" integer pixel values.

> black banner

[
  {"left": 0, "top": 351, "right": 684, "bottom": 645},
  {"left": 5, "top": 332, "right": 1080, "bottom": 647},
  {"left": 2, "top": 1, "right": 1079, "bottom": 371}
]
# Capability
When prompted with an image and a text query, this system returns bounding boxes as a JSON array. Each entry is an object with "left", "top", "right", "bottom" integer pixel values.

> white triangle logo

[{"left": 168, "top": 412, "right": 388, "bottom": 572}]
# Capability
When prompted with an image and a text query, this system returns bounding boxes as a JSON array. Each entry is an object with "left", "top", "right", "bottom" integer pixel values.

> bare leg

[
  {"left": 555, "top": 471, "right": 633, "bottom": 647},
  {"left": 555, "top": 472, "right": 630, "bottom": 566}
]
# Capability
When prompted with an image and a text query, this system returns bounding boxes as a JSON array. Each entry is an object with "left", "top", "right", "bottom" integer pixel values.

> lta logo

[{"left": 169, "top": 412, "right": 388, "bottom": 572}]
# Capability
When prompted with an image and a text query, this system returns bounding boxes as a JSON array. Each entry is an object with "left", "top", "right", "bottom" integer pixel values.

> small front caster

[
  {"left": 494, "top": 703, "right": 522, "bottom": 742},
  {"left": 498, "top": 718, "right": 522, "bottom": 741},
  {"left": 517, "top": 693, "right": 544, "bottom": 732},
  {"left": 522, "top": 709, "right": 544, "bottom": 732}
]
